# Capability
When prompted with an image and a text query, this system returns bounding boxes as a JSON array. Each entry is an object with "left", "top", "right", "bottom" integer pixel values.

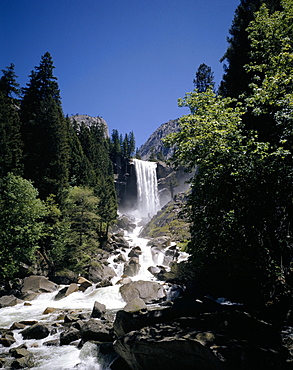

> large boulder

[
  {"left": 21, "top": 323, "right": 49, "bottom": 340},
  {"left": 91, "top": 301, "right": 106, "bottom": 318},
  {"left": 147, "top": 236, "right": 171, "bottom": 249},
  {"left": 114, "top": 324, "right": 222, "bottom": 370},
  {"left": 114, "top": 317, "right": 287, "bottom": 370},
  {"left": 123, "top": 257, "right": 140, "bottom": 277},
  {"left": 123, "top": 298, "right": 147, "bottom": 313},
  {"left": 21, "top": 276, "right": 58, "bottom": 296},
  {"left": 0, "top": 332, "right": 16, "bottom": 347},
  {"left": 80, "top": 319, "right": 114, "bottom": 342},
  {"left": 128, "top": 246, "right": 142, "bottom": 258},
  {"left": 0, "top": 295, "right": 24, "bottom": 308},
  {"left": 113, "top": 308, "right": 172, "bottom": 337},
  {"left": 60, "top": 327, "right": 80, "bottom": 345},
  {"left": 119, "top": 280, "right": 166, "bottom": 304},
  {"left": 54, "top": 283, "right": 79, "bottom": 300},
  {"left": 77, "top": 276, "right": 92, "bottom": 292},
  {"left": 116, "top": 215, "right": 136, "bottom": 233},
  {"left": 88, "top": 263, "right": 116, "bottom": 283},
  {"left": 148, "top": 266, "right": 168, "bottom": 281}
]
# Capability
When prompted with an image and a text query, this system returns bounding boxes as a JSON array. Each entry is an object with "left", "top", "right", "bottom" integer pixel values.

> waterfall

[{"left": 133, "top": 158, "right": 160, "bottom": 218}]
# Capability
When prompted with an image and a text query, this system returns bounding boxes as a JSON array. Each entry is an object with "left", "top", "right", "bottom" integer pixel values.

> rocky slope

[
  {"left": 140, "top": 192, "right": 190, "bottom": 248},
  {"left": 138, "top": 119, "right": 180, "bottom": 160},
  {"left": 69, "top": 114, "right": 109, "bottom": 137}
]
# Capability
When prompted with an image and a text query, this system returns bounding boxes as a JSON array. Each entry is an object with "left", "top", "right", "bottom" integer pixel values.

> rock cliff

[
  {"left": 138, "top": 119, "right": 180, "bottom": 160},
  {"left": 69, "top": 114, "right": 109, "bottom": 137}
]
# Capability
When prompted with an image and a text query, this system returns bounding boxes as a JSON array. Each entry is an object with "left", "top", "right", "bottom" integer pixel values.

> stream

[{"left": 0, "top": 221, "right": 187, "bottom": 369}]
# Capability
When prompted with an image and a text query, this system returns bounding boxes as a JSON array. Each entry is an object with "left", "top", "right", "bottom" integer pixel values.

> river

[{"left": 0, "top": 221, "right": 185, "bottom": 369}]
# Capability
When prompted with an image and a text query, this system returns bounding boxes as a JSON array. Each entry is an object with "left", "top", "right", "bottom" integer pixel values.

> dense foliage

[
  {"left": 165, "top": 0, "right": 292, "bottom": 303},
  {"left": 0, "top": 53, "right": 119, "bottom": 279},
  {"left": 0, "top": 174, "right": 46, "bottom": 277}
]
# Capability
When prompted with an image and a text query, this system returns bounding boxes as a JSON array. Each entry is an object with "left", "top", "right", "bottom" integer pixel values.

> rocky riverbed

[{"left": 0, "top": 216, "right": 292, "bottom": 369}]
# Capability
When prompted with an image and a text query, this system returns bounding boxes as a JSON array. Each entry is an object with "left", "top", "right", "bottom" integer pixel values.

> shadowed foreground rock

[
  {"left": 113, "top": 297, "right": 290, "bottom": 369},
  {"left": 114, "top": 323, "right": 223, "bottom": 370}
]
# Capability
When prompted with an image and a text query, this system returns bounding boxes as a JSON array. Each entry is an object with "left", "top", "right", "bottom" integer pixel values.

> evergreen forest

[{"left": 0, "top": 52, "right": 135, "bottom": 279}]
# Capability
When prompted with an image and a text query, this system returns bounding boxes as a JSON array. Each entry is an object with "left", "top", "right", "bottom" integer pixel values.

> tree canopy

[
  {"left": 165, "top": 0, "right": 293, "bottom": 303},
  {"left": 20, "top": 52, "right": 69, "bottom": 203},
  {"left": 0, "top": 174, "right": 47, "bottom": 278}
]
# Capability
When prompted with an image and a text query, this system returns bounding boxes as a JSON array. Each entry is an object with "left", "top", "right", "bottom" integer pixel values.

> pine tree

[
  {"left": 219, "top": 0, "right": 283, "bottom": 98},
  {"left": 110, "top": 129, "right": 121, "bottom": 157},
  {"left": 20, "top": 52, "right": 69, "bottom": 203},
  {"left": 0, "top": 64, "right": 23, "bottom": 177},
  {"left": 193, "top": 63, "right": 215, "bottom": 92},
  {"left": 122, "top": 133, "right": 129, "bottom": 157},
  {"left": 67, "top": 117, "right": 96, "bottom": 187},
  {"left": 128, "top": 131, "right": 136, "bottom": 158}
]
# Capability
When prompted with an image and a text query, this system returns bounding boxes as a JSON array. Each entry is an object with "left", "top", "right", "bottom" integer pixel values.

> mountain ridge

[{"left": 138, "top": 118, "right": 180, "bottom": 160}]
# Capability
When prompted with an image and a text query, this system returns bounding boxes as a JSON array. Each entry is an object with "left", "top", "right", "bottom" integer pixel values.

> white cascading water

[{"left": 133, "top": 158, "right": 160, "bottom": 219}]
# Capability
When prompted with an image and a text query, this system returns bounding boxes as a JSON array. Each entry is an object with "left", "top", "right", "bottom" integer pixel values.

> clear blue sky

[{"left": 1, "top": 0, "right": 240, "bottom": 147}]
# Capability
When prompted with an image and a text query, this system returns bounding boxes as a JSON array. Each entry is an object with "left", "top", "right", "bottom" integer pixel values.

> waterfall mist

[{"left": 133, "top": 159, "right": 160, "bottom": 219}]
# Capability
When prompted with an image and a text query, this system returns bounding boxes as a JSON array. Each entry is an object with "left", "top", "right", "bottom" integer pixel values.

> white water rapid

[
  {"left": 133, "top": 159, "right": 160, "bottom": 219},
  {"left": 0, "top": 221, "right": 177, "bottom": 369}
]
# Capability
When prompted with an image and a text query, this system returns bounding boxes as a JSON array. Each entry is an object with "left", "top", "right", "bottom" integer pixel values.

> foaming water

[{"left": 0, "top": 217, "right": 188, "bottom": 368}]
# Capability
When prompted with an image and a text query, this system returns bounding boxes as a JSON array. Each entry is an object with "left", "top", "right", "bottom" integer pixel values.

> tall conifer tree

[
  {"left": 20, "top": 52, "right": 69, "bottom": 203},
  {"left": 0, "top": 64, "right": 23, "bottom": 177},
  {"left": 193, "top": 63, "right": 215, "bottom": 92},
  {"left": 219, "top": 0, "right": 282, "bottom": 99}
]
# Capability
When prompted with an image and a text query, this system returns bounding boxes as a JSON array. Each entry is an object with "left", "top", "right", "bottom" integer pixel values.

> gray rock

[
  {"left": 113, "top": 253, "right": 127, "bottom": 263},
  {"left": 70, "top": 114, "right": 108, "bottom": 137},
  {"left": 123, "top": 257, "right": 140, "bottom": 277},
  {"left": 9, "top": 345, "right": 31, "bottom": 359},
  {"left": 10, "top": 322, "right": 26, "bottom": 330},
  {"left": 119, "top": 280, "right": 166, "bottom": 304},
  {"left": 123, "top": 298, "right": 147, "bottom": 313},
  {"left": 128, "top": 246, "right": 142, "bottom": 258},
  {"left": 138, "top": 119, "right": 180, "bottom": 161},
  {"left": 0, "top": 332, "right": 16, "bottom": 347},
  {"left": 147, "top": 236, "right": 171, "bottom": 249},
  {"left": 65, "top": 283, "right": 79, "bottom": 296},
  {"left": 80, "top": 319, "right": 114, "bottom": 342},
  {"left": 21, "top": 323, "right": 49, "bottom": 340},
  {"left": 43, "top": 339, "right": 59, "bottom": 346},
  {"left": 77, "top": 276, "right": 92, "bottom": 291},
  {"left": 91, "top": 301, "right": 106, "bottom": 318},
  {"left": 116, "top": 276, "right": 132, "bottom": 285},
  {"left": 88, "top": 263, "right": 116, "bottom": 283},
  {"left": 0, "top": 295, "right": 24, "bottom": 308},
  {"left": 113, "top": 308, "right": 172, "bottom": 337},
  {"left": 21, "top": 276, "right": 58, "bottom": 295},
  {"left": 116, "top": 215, "right": 136, "bottom": 232},
  {"left": 60, "top": 327, "right": 80, "bottom": 345},
  {"left": 114, "top": 324, "right": 223, "bottom": 370},
  {"left": 147, "top": 265, "right": 168, "bottom": 280},
  {"left": 11, "top": 356, "right": 34, "bottom": 369}
]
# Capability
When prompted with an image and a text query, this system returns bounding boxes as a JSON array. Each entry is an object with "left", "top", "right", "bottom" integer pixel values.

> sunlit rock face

[
  {"left": 69, "top": 114, "right": 109, "bottom": 137},
  {"left": 138, "top": 118, "right": 180, "bottom": 160}
]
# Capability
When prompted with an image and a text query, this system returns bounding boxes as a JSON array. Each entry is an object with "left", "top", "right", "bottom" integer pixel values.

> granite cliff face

[
  {"left": 139, "top": 119, "right": 180, "bottom": 160},
  {"left": 69, "top": 114, "right": 109, "bottom": 137}
]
